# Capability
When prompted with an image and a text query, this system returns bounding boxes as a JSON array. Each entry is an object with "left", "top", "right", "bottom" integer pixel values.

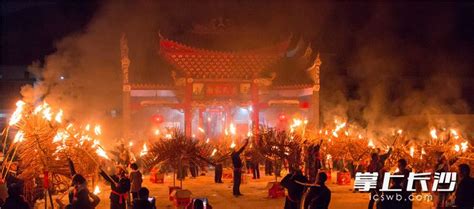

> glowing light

[
  {"left": 96, "top": 147, "right": 109, "bottom": 159},
  {"left": 165, "top": 134, "right": 172, "bottom": 139},
  {"left": 9, "top": 100, "right": 26, "bottom": 125},
  {"left": 55, "top": 109, "right": 63, "bottom": 123},
  {"left": 454, "top": 144, "right": 460, "bottom": 152},
  {"left": 198, "top": 127, "right": 205, "bottom": 133},
  {"left": 230, "top": 141, "right": 236, "bottom": 148},
  {"left": 430, "top": 128, "right": 438, "bottom": 139},
  {"left": 332, "top": 131, "right": 338, "bottom": 138},
  {"left": 205, "top": 138, "right": 210, "bottom": 143},
  {"left": 207, "top": 117, "right": 211, "bottom": 122},
  {"left": 395, "top": 168, "right": 400, "bottom": 173},
  {"left": 140, "top": 143, "right": 148, "bottom": 157},
  {"left": 461, "top": 141, "right": 468, "bottom": 152},
  {"left": 247, "top": 131, "right": 253, "bottom": 137},
  {"left": 53, "top": 130, "right": 68, "bottom": 143},
  {"left": 229, "top": 123, "right": 236, "bottom": 135},
  {"left": 85, "top": 124, "right": 91, "bottom": 131},
  {"left": 129, "top": 142, "right": 133, "bottom": 147},
  {"left": 368, "top": 139, "right": 375, "bottom": 148},
  {"left": 421, "top": 148, "right": 426, "bottom": 155},
  {"left": 450, "top": 129, "right": 459, "bottom": 139},
  {"left": 154, "top": 129, "right": 160, "bottom": 136},
  {"left": 211, "top": 148, "right": 217, "bottom": 156},
  {"left": 358, "top": 134, "right": 363, "bottom": 139},
  {"left": 410, "top": 146, "right": 415, "bottom": 157},
  {"left": 94, "top": 125, "right": 101, "bottom": 135},
  {"left": 397, "top": 129, "right": 403, "bottom": 135},
  {"left": 93, "top": 185, "right": 101, "bottom": 195},
  {"left": 13, "top": 131, "right": 25, "bottom": 143}
]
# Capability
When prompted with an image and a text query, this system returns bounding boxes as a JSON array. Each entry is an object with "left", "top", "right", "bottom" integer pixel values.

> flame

[
  {"left": 334, "top": 121, "right": 346, "bottom": 132},
  {"left": 397, "top": 129, "right": 403, "bottom": 135},
  {"left": 96, "top": 146, "right": 109, "bottom": 159},
  {"left": 9, "top": 100, "right": 26, "bottom": 125},
  {"left": 42, "top": 105, "right": 52, "bottom": 121},
  {"left": 368, "top": 139, "right": 375, "bottom": 148},
  {"left": 53, "top": 130, "right": 68, "bottom": 143},
  {"left": 454, "top": 144, "right": 460, "bottom": 152},
  {"left": 247, "top": 131, "right": 253, "bottom": 137},
  {"left": 450, "top": 129, "right": 459, "bottom": 139},
  {"left": 430, "top": 128, "right": 438, "bottom": 139},
  {"left": 55, "top": 109, "right": 63, "bottom": 123},
  {"left": 211, "top": 148, "right": 217, "bottom": 156},
  {"left": 140, "top": 143, "right": 148, "bottom": 157},
  {"left": 229, "top": 123, "right": 236, "bottom": 135},
  {"left": 410, "top": 146, "right": 415, "bottom": 157},
  {"left": 461, "top": 141, "right": 468, "bottom": 152},
  {"left": 93, "top": 185, "right": 101, "bottom": 195},
  {"left": 230, "top": 141, "right": 236, "bottom": 148},
  {"left": 326, "top": 154, "right": 332, "bottom": 160},
  {"left": 13, "top": 131, "right": 25, "bottom": 143},
  {"left": 94, "top": 125, "right": 101, "bottom": 135}
]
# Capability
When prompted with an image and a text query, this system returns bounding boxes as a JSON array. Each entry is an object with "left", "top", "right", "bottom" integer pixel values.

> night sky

[{"left": 1, "top": 1, "right": 474, "bottom": 115}]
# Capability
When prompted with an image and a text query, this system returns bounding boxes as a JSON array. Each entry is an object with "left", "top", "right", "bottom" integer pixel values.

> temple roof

[{"left": 159, "top": 37, "right": 290, "bottom": 80}]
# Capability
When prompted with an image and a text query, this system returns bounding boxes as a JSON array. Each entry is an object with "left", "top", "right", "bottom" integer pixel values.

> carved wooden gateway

[{"left": 121, "top": 33, "right": 321, "bottom": 139}]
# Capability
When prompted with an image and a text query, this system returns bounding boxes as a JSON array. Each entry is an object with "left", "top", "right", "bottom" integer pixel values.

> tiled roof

[{"left": 159, "top": 37, "right": 290, "bottom": 80}]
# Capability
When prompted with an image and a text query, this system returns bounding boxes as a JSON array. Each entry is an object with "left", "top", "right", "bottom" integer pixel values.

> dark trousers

[
  {"left": 233, "top": 169, "right": 242, "bottom": 195},
  {"left": 215, "top": 164, "right": 223, "bottom": 183},
  {"left": 252, "top": 163, "right": 260, "bottom": 179},
  {"left": 131, "top": 191, "right": 138, "bottom": 200}
]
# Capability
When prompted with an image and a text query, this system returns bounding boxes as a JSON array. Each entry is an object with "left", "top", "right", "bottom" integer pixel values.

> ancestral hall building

[{"left": 120, "top": 30, "right": 321, "bottom": 139}]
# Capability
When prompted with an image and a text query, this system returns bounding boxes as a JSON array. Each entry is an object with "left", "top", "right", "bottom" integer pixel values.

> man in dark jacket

[
  {"left": 306, "top": 172, "right": 331, "bottom": 209},
  {"left": 231, "top": 138, "right": 249, "bottom": 197},
  {"left": 455, "top": 164, "right": 474, "bottom": 209},
  {"left": 132, "top": 187, "right": 154, "bottom": 209},
  {"left": 281, "top": 169, "right": 308, "bottom": 209},
  {"left": 100, "top": 167, "right": 131, "bottom": 209}
]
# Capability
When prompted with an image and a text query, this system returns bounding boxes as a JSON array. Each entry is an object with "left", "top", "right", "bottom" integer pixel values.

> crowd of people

[{"left": 0, "top": 138, "right": 472, "bottom": 209}]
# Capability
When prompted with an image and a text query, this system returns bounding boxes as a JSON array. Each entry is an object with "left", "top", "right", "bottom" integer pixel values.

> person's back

[
  {"left": 307, "top": 172, "right": 331, "bottom": 209},
  {"left": 133, "top": 187, "right": 154, "bottom": 209},
  {"left": 4, "top": 183, "right": 30, "bottom": 209}
]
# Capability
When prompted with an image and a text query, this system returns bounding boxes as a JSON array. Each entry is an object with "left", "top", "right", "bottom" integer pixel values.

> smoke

[
  {"left": 320, "top": 3, "right": 471, "bottom": 136},
  {"left": 20, "top": 1, "right": 471, "bottom": 139}
]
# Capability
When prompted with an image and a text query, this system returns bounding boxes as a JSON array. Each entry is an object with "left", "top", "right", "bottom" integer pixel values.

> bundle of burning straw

[{"left": 2, "top": 100, "right": 110, "bottom": 184}]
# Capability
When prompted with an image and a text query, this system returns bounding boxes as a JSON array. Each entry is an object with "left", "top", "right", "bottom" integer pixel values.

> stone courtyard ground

[{"left": 84, "top": 171, "right": 432, "bottom": 209}]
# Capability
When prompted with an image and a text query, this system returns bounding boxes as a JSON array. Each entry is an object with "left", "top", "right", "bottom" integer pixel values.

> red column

[
  {"left": 184, "top": 80, "right": 192, "bottom": 137},
  {"left": 251, "top": 83, "right": 259, "bottom": 137}
]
